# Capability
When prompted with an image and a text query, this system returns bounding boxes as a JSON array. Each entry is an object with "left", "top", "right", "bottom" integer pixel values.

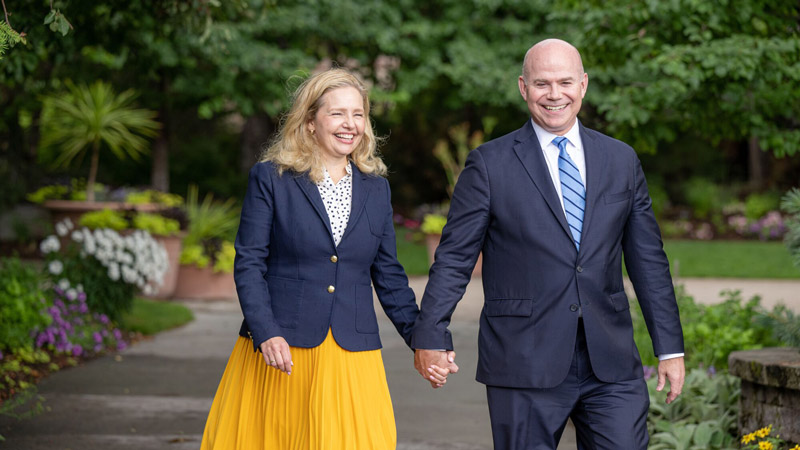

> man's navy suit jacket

[
  {"left": 234, "top": 161, "right": 419, "bottom": 352},
  {"left": 412, "top": 121, "right": 684, "bottom": 388}
]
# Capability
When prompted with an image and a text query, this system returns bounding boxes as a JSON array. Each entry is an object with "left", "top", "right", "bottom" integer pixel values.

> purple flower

[
  {"left": 79, "top": 303, "right": 89, "bottom": 314},
  {"left": 117, "top": 341, "right": 128, "bottom": 351},
  {"left": 113, "top": 329, "right": 122, "bottom": 340},
  {"left": 99, "top": 314, "right": 110, "bottom": 325},
  {"left": 707, "top": 366, "right": 717, "bottom": 377},
  {"left": 642, "top": 366, "right": 656, "bottom": 380},
  {"left": 72, "top": 345, "right": 83, "bottom": 356},
  {"left": 93, "top": 332, "right": 103, "bottom": 344},
  {"left": 78, "top": 292, "right": 87, "bottom": 301},
  {"left": 94, "top": 344, "right": 103, "bottom": 353},
  {"left": 0, "top": 350, "right": 4, "bottom": 360}
]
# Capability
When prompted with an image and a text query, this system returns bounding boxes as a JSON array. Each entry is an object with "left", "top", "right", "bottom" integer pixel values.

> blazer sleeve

[
  {"left": 370, "top": 177, "right": 420, "bottom": 349},
  {"left": 411, "top": 149, "right": 491, "bottom": 350},
  {"left": 622, "top": 156, "right": 684, "bottom": 357},
  {"left": 233, "top": 163, "right": 283, "bottom": 351}
]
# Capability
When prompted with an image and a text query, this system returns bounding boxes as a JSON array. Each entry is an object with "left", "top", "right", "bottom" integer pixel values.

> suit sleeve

[
  {"left": 233, "top": 163, "right": 283, "bottom": 351},
  {"left": 622, "top": 156, "right": 684, "bottom": 357},
  {"left": 370, "top": 177, "right": 420, "bottom": 349},
  {"left": 411, "top": 149, "right": 491, "bottom": 350}
]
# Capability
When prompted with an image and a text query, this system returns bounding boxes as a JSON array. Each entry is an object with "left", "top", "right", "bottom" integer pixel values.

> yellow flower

[
  {"left": 790, "top": 445, "right": 800, "bottom": 450},
  {"left": 756, "top": 425, "right": 773, "bottom": 438},
  {"left": 742, "top": 433, "right": 757, "bottom": 444},
  {"left": 758, "top": 441, "right": 773, "bottom": 450}
]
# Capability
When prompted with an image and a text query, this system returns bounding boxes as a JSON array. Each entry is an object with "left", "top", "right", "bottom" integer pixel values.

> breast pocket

[
  {"left": 604, "top": 190, "right": 632, "bottom": 205},
  {"left": 267, "top": 276, "right": 305, "bottom": 329},
  {"left": 364, "top": 206, "right": 385, "bottom": 238}
]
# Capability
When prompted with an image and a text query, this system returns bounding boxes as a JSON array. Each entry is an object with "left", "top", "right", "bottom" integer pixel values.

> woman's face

[{"left": 308, "top": 86, "right": 365, "bottom": 164}]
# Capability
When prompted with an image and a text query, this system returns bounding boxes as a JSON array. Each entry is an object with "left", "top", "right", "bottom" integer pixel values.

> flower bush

[
  {"left": 740, "top": 425, "right": 799, "bottom": 450},
  {"left": 42, "top": 219, "right": 168, "bottom": 320}
]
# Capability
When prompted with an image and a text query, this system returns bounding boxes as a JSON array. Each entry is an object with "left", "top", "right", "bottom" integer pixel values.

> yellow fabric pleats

[{"left": 200, "top": 329, "right": 396, "bottom": 450}]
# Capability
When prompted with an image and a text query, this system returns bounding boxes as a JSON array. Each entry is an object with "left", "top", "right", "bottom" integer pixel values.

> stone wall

[{"left": 729, "top": 347, "right": 800, "bottom": 446}]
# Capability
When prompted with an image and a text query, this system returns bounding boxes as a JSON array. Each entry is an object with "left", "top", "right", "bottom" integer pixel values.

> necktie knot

[{"left": 552, "top": 136, "right": 569, "bottom": 153}]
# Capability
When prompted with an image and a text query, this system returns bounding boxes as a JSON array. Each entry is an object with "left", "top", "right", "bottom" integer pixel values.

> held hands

[
  {"left": 414, "top": 349, "right": 459, "bottom": 388},
  {"left": 656, "top": 356, "right": 685, "bottom": 404},
  {"left": 260, "top": 336, "right": 293, "bottom": 375}
]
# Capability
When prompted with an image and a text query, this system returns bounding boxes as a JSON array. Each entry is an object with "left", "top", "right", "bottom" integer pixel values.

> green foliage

[
  {"left": 782, "top": 187, "right": 800, "bottom": 269},
  {"left": 59, "top": 252, "right": 136, "bottom": 322},
  {"left": 0, "top": 21, "right": 24, "bottom": 61},
  {"left": 79, "top": 209, "right": 128, "bottom": 231},
  {"left": 649, "top": 182, "right": 670, "bottom": 220},
  {"left": 744, "top": 191, "right": 781, "bottom": 220},
  {"left": 126, "top": 190, "right": 183, "bottom": 208},
  {"left": 131, "top": 213, "right": 180, "bottom": 236},
  {"left": 119, "top": 297, "right": 194, "bottom": 336},
  {"left": 213, "top": 241, "right": 236, "bottom": 274},
  {"left": 420, "top": 214, "right": 447, "bottom": 235},
  {"left": 0, "top": 258, "right": 51, "bottom": 353},
  {"left": 25, "top": 185, "right": 68, "bottom": 204},
  {"left": 632, "top": 288, "right": 779, "bottom": 369},
  {"left": 180, "top": 243, "right": 210, "bottom": 269},
  {"left": 683, "top": 177, "right": 728, "bottom": 219},
  {"left": 647, "top": 369, "right": 740, "bottom": 450},
  {"left": 433, "top": 118, "right": 496, "bottom": 198},
  {"left": 43, "top": 9, "right": 72, "bottom": 37},
  {"left": 38, "top": 81, "right": 160, "bottom": 201},
  {"left": 755, "top": 304, "right": 800, "bottom": 348},
  {"left": 183, "top": 185, "right": 240, "bottom": 247}
]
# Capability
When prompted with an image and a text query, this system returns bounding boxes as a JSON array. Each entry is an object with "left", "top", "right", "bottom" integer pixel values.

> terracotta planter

[
  {"left": 144, "top": 233, "right": 184, "bottom": 299},
  {"left": 43, "top": 199, "right": 162, "bottom": 227},
  {"left": 173, "top": 264, "right": 237, "bottom": 300},
  {"left": 425, "top": 233, "right": 482, "bottom": 277}
]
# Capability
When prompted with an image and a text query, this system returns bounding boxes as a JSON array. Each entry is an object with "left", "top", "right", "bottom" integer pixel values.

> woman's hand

[{"left": 260, "top": 336, "right": 293, "bottom": 375}]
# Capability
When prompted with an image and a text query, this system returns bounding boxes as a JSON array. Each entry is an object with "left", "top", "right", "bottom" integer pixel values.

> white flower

[
  {"left": 39, "top": 236, "right": 60, "bottom": 254},
  {"left": 108, "top": 263, "right": 120, "bottom": 281},
  {"left": 58, "top": 279, "right": 70, "bottom": 290},
  {"left": 63, "top": 218, "right": 74, "bottom": 230},
  {"left": 55, "top": 222, "right": 69, "bottom": 237},
  {"left": 66, "top": 288, "right": 78, "bottom": 300},
  {"left": 142, "top": 284, "right": 155, "bottom": 296},
  {"left": 48, "top": 260, "right": 63, "bottom": 275},
  {"left": 71, "top": 230, "right": 84, "bottom": 242},
  {"left": 76, "top": 284, "right": 84, "bottom": 292},
  {"left": 121, "top": 265, "right": 138, "bottom": 284}
]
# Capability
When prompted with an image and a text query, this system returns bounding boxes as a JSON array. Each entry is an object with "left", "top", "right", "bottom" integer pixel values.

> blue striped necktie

[{"left": 553, "top": 136, "right": 585, "bottom": 251}]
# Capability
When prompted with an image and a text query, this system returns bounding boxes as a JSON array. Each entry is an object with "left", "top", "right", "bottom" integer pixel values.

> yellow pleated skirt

[{"left": 200, "top": 329, "right": 396, "bottom": 450}]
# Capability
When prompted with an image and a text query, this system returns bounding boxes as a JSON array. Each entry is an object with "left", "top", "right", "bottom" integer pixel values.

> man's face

[{"left": 518, "top": 43, "right": 588, "bottom": 136}]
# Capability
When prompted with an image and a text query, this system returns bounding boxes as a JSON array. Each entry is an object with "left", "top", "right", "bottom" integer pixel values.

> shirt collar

[
  {"left": 530, "top": 119, "right": 581, "bottom": 151},
  {"left": 320, "top": 162, "right": 353, "bottom": 187}
]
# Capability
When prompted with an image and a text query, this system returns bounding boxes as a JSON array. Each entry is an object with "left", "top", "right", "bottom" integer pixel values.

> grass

[
  {"left": 395, "top": 226, "right": 800, "bottom": 279},
  {"left": 119, "top": 297, "right": 194, "bottom": 335}
]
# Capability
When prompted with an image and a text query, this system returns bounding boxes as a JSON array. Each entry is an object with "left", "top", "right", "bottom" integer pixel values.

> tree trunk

[
  {"left": 239, "top": 113, "right": 273, "bottom": 173},
  {"left": 87, "top": 142, "right": 100, "bottom": 202},
  {"left": 748, "top": 136, "right": 765, "bottom": 190},
  {"left": 151, "top": 76, "right": 171, "bottom": 192}
]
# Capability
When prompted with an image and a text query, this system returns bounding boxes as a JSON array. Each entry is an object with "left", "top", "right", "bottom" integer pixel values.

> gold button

[
  {"left": 327, "top": 285, "right": 335, "bottom": 293},
  {"left": 330, "top": 255, "right": 338, "bottom": 263}
]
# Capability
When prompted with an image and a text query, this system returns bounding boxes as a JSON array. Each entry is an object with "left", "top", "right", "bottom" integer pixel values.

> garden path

[{"left": 1, "top": 276, "right": 797, "bottom": 449}]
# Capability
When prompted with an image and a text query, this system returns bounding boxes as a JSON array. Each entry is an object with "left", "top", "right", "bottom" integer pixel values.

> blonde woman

[{"left": 200, "top": 68, "right": 455, "bottom": 449}]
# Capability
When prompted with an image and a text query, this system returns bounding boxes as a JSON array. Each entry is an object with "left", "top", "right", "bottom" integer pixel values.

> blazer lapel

[
  {"left": 340, "top": 164, "right": 371, "bottom": 243},
  {"left": 294, "top": 174, "right": 335, "bottom": 246},
  {"left": 578, "top": 124, "right": 607, "bottom": 252},
  {"left": 512, "top": 121, "right": 573, "bottom": 243}
]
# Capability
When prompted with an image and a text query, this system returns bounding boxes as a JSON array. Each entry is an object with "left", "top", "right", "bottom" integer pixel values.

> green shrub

[
  {"left": 632, "top": 287, "right": 779, "bottom": 370},
  {"left": 0, "top": 258, "right": 51, "bottom": 353},
  {"left": 213, "top": 241, "right": 236, "bottom": 273},
  {"left": 126, "top": 190, "right": 183, "bottom": 208},
  {"left": 180, "top": 243, "right": 210, "bottom": 268},
  {"left": 25, "top": 185, "right": 68, "bottom": 204},
  {"left": 647, "top": 369, "right": 739, "bottom": 450},
  {"left": 744, "top": 191, "right": 781, "bottom": 220},
  {"left": 132, "top": 213, "right": 180, "bottom": 236},
  {"left": 183, "top": 185, "right": 239, "bottom": 247},
  {"left": 648, "top": 182, "right": 670, "bottom": 219},
  {"left": 683, "top": 177, "right": 727, "bottom": 219},
  {"left": 782, "top": 187, "right": 800, "bottom": 269},
  {"left": 79, "top": 209, "right": 129, "bottom": 231},
  {"left": 420, "top": 214, "right": 447, "bottom": 235}
]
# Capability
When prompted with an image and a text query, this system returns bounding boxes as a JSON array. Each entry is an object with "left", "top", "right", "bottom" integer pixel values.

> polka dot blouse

[{"left": 316, "top": 163, "right": 353, "bottom": 247}]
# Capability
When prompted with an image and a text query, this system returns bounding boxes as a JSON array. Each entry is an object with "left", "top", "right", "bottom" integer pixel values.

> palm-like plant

[
  {"left": 39, "top": 81, "right": 160, "bottom": 201},
  {"left": 183, "top": 185, "right": 240, "bottom": 248}
]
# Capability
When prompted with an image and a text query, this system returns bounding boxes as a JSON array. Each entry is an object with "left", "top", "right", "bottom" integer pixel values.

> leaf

[
  {"left": 43, "top": 10, "right": 56, "bottom": 25},
  {"left": 57, "top": 17, "right": 70, "bottom": 37}
]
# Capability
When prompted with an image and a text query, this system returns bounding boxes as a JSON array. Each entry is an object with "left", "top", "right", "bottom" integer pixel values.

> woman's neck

[{"left": 324, "top": 157, "right": 348, "bottom": 184}]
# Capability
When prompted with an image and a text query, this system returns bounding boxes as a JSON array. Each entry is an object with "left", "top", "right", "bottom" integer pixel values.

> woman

[{"left": 200, "top": 69, "right": 451, "bottom": 450}]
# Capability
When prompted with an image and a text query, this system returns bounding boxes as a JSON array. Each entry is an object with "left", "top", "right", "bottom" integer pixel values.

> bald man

[{"left": 412, "top": 39, "right": 685, "bottom": 449}]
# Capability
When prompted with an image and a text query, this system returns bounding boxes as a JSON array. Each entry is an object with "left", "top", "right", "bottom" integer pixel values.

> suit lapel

[
  {"left": 340, "top": 164, "right": 371, "bottom": 243},
  {"left": 512, "top": 121, "right": 572, "bottom": 243},
  {"left": 578, "top": 124, "right": 607, "bottom": 252},
  {"left": 294, "top": 173, "right": 335, "bottom": 246}
]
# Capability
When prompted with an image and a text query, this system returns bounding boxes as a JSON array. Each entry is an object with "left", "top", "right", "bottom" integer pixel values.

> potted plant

[
  {"left": 172, "top": 186, "right": 240, "bottom": 300},
  {"left": 423, "top": 118, "right": 496, "bottom": 277},
  {"left": 37, "top": 81, "right": 161, "bottom": 221}
]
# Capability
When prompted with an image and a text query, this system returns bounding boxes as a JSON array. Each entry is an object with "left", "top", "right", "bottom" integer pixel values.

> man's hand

[
  {"left": 415, "top": 349, "right": 459, "bottom": 388},
  {"left": 260, "top": 336, "right": 293, "bottom": 375},
  {"left": 656, "top": 356, "right": 684, "bottom": 404}
]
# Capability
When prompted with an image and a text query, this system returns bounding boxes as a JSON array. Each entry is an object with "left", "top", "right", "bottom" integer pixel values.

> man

[{"left": 412, "top": 39, "right": 685, "bottom": 449}]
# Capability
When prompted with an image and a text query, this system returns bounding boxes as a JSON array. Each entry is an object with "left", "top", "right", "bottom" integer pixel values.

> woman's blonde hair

[{"left": 261, "top": 68, "right": 387, "bottom": 182}]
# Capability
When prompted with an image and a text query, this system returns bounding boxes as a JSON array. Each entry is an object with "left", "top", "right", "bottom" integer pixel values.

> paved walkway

[{"left": 0, "top": 276, "right": 798, "bottom": 449}]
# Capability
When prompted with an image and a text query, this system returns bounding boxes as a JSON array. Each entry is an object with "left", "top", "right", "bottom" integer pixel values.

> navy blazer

[
  {"left": 412, "top": 121, "right": 684, "bottom": 388},
  {"left": 234, "top": 161, "right": 419, "bottom": 352}
]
